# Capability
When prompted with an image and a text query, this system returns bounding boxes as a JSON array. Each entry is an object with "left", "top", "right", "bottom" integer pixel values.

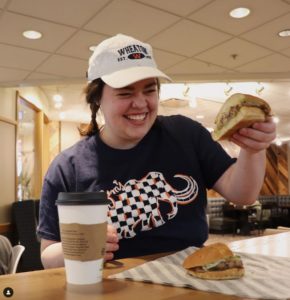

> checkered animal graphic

[{"left": 107, "top": 171, "right": 198, "bottom": 239}]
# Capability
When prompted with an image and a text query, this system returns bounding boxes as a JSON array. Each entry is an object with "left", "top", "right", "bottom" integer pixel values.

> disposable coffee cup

[{"left": 56, "top": 192, "right": 110, "bottom": 285}]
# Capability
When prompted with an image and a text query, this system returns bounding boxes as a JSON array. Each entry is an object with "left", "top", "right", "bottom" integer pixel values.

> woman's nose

[{"left": 131, "top": 93, "right": 147, "bottom": 108}]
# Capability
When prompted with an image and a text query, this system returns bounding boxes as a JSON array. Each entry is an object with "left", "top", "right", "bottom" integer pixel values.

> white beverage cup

[{"left": 56, "top": 192, "right": 109, "bottom": 285}]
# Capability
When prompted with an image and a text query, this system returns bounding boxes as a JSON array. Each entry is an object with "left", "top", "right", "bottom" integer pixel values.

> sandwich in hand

[
  {"left": 212, "top": 93, "right": 272, "bottom": 141},
  {"left": 182, "top": 242, "right": 244, "bottom": 280}
]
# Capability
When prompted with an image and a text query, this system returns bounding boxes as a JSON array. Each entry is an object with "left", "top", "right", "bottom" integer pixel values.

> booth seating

[
  {"left": 11, "top": 200, "right": 43, "bottom": 272},
  {"left": 207, "top": 195, "right": 290, "bottom": 236},
  {"left": 259, "top": 195, "right": 290, "bottom": 228}
]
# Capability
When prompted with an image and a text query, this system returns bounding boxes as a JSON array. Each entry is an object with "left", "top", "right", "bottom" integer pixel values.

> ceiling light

[
  {"left": 160, "top": 83, "right": 197, "bottom": 108},
  {"left": 275, "top": 139, "right": 282, "bottom": 146},
  {"left": 53, "top": 94, "right": 63, "bottom": 103},
  {"left": 229, "top": 7, "right": 250, "bottom": 19},
  {"left": 22, "top": 30, "right": 42, "bottom": 40},
  {"left": 59, "top": 112, "right": 66, "bottom": 120},
  {"left": 255, "top": 82, "right": 265, "bottom": 95},
  {"left": 224, "top": 83, "right": 233, "bottom": 96},
  {"left": 183, "top": 85, "right": 190, "bottom": 98},
  {"left": 160, "top": 83, "right": 190, "bottom": 101},
  {"left": 195, "top": 115, "right": 204, "bottom": 119},
  {"left": 273, "top": 116, "right": 280, "bottom": 124},
  {"left": 278, "top": 29, "right": 290, "bottom": 37}
]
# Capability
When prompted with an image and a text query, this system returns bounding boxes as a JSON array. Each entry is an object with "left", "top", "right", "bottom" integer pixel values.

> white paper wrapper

[{"left": 109, "top": 247, "right": 290, "bottom": 300}]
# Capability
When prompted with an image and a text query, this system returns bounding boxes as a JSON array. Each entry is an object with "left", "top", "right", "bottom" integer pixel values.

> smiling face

[{"left": 99, "top": 78, "right": 159, "bottom": 149}]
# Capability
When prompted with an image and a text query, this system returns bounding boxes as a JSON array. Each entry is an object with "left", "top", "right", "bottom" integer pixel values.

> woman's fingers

[
  {"left": 230, "top": 119, "right": 276, "bottom": 153},
  {"left": 104, "top": 251, "right": 115, "bottom": 261},
  {"left": 107, "top": 224, "right": 118, "bottom": 242},
  {"left": 105, "top": 224, "right": 119, "bottom": 261}
]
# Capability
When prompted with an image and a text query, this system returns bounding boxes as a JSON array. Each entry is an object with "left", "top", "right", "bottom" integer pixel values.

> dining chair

[
  {"left": 254, "top": 202, "right": 277, "bottom": 234},
  {"left": 8, "top": 244, "right": 25, "bottom": 274},
  {"left": 207, "top": 199, "right": 237, "bottom": 235}
]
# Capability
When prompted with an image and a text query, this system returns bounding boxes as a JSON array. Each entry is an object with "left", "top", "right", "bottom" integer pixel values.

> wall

[
  {"left": 0, "top": 88, "right": 16, "bottom": 119},
  {"left": 0, "top": 86, "right": 50, "bottom": 224},
  {"left": 261, "top": 144, "right": 289, "bottom": 195},
  {"left": 17, "top": 86, "right": 50, "bottom": 116},
  {"left": 60, "top": 121, "right": 81, "bottom": 151},
  {"left": 47, "top": 121, "right": 60, "bottom": 165},
  {"left": 208, "top": 143, "right": 290, "bottom": 198},
  {"left": 0, "top": 88, "right": 16, "bottom": 224},
  {"left": 277, "top": 144, "right": 289, "bottom": 195},
  {"left": 0, "top": 87, "right": 80, "bottom": 225}
]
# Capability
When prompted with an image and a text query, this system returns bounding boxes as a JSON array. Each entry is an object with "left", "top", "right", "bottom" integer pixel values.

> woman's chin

[{"left": 124, "top": 128, "right": 149, "bottom": 143}]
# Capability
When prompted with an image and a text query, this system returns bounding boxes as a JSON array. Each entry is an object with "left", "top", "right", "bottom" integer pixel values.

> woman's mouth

[{"left": 125, "top": 113, "right": 147, "bottom": 121}]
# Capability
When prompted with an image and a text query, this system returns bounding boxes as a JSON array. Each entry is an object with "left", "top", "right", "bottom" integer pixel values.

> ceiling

[{"left": 1, "top": 0, "right": 290, "bottom": 142}]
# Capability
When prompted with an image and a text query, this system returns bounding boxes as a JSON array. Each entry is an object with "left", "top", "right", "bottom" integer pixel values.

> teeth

[{"left": 127, "top": 113, "right": 146, "bottom": 120}]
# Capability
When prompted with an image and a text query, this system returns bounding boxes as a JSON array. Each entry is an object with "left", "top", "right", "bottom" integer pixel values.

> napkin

[{"left": 109, "top": 247, "right": 290, "bottom": 300}]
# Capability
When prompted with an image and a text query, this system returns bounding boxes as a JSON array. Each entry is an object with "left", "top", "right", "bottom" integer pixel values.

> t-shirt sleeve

[
  {"left": 37, "top": 152, "right": 76, "bottom": 241},
  {"left": 193, "top": 121, "right": 236, "bottom": 188},
  {"left": 162, "top": 115, "right": 236, "bottom": 189},
  {"left": 37, "top": 178, "right": 61, "bottom": 241}
]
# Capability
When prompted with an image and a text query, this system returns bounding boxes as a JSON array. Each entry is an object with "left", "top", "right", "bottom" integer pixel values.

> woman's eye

[
  {"left": 145, "top": 89, "right": 157, "bottom": 94},
  {"left": 117, "top": 92, "right": 132, "bottom": 97}
]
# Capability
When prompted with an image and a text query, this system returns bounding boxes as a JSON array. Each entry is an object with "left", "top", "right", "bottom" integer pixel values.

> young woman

[{"left": 37, "top": 34, "right": 276, "bottom": 268}]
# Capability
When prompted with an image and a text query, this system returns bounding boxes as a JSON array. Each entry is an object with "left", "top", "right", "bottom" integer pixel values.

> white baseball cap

[{"left": 87, "top": 34, "right": 171, "bottom": 88}]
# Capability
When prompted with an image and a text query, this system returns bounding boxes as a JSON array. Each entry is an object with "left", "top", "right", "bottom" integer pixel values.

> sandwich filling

[
  {"left": 215, "top": 101, "right": 270, "bottom": 131},
  {"left": 189, "top": 255, "right": 243, "bottom": 273}
]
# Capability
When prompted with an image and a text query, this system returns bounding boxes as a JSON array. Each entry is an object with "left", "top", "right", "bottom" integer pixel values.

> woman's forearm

[
  {"left": 214, "top": 149, "right": 266, "bottom": 205},
  {"left": 228, "top": 149, "right": 266, "bottom": 204},
  {"left": 41, "top": 242, "right": 64, "bottom": 269},
  {"left": 216, "top": 118, "right": 275, "bottom": 204}
]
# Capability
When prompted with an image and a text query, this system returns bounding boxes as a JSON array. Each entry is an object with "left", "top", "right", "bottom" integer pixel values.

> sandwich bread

[
  {"left": 183, "top": 242, "right": 244, "bottom": 280},
  {"left": 212, "top": 93, "right": 271, "bottom": 141}
]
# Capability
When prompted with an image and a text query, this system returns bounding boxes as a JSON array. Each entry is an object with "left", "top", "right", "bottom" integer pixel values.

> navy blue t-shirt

[{"left": 37, "top": 115, "right": 235, "bottom": 258}]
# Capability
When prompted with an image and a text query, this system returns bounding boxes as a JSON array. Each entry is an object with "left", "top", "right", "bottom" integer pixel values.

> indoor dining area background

[{"left": 1, "top": 1, "right": 290, "bottom": 298}]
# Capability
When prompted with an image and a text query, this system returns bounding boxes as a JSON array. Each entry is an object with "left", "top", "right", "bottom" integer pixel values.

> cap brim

[{"left": 101, "top": 66, "right": 171, "bottom": 88}]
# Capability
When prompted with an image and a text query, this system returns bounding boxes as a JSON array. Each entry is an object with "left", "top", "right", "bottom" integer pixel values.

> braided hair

[{"left": 79, "top": 78, "right": 105, "bottom": 136}]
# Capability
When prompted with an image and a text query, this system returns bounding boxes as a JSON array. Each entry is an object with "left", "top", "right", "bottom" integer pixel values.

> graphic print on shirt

[{"left": 107, "top": 171, "right": 198, "bottom": 239}]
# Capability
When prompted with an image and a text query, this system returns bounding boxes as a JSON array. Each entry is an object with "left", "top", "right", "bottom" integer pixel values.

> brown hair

[
  {"left": 79, "top": 78, "right": 105, "bottom": 136},
  {"left": 79, "top": 78, "right": 161, "bottom": 137}
]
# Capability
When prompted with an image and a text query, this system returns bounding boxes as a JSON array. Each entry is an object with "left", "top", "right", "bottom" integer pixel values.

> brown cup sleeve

[{"left": 60, "top": 222, "right": 107, "bottom": 261}]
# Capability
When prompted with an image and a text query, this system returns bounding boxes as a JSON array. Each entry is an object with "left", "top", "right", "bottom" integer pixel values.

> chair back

[{"left": 8, "top": 245, "right": 25, "bottom": 274}]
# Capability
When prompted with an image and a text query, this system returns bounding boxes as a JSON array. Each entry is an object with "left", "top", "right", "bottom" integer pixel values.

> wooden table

[
  {"left": 1, "top": 232, "right": 290, "bottom": 300},
  {"left": 229, "top": 230, "right": 290, "bottom": 257}
]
